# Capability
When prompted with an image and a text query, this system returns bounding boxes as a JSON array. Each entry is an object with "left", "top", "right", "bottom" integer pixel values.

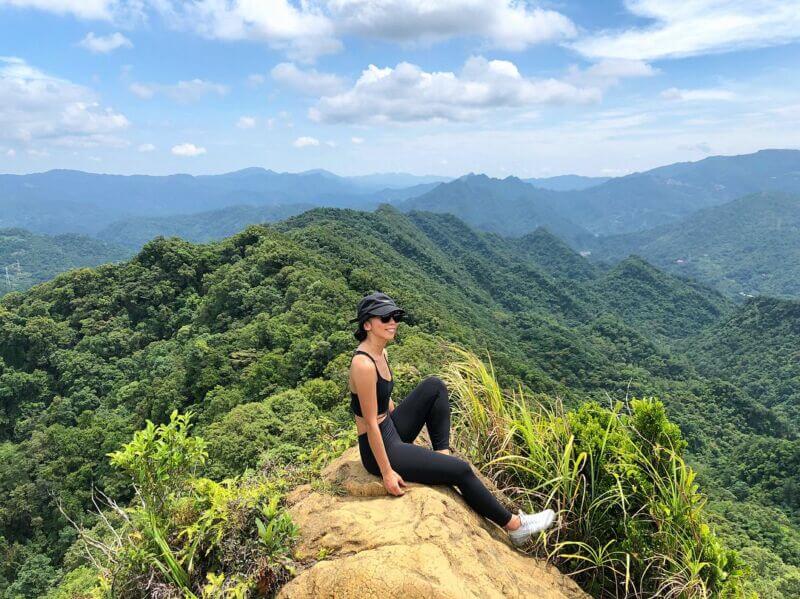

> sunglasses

[{"left": 376, "top": 312, "right": 404, "bottom": 323}]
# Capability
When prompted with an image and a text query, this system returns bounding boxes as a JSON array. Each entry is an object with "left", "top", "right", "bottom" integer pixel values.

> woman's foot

[{"left": 507, "top": 509, "right": 556, "bottom": 547}]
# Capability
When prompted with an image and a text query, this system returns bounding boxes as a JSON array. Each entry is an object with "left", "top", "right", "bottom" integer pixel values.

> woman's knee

[
  {"left": 424, "top": 375, "right": 448, "bottom": 396},
  {"left": 450, "top": 457, "right": 474, "bottom": 482}
]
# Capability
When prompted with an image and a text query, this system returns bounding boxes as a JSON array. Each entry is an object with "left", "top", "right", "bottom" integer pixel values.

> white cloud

[
  {"left": 0, "top": 56, "right": 129, "bottom": 148},
  {"left": 128, "top": 78, "right": 228, "bottom": 103},
  {"left": 351, "top": 136, "right": 364, "bottom": 144},
  {"left": 567, "top": 58, "right": 658, "bottom": 88},
  {"left": 129, "top": 82, "right": 155, "bottom": 99},
  {"left": 236, "top": 116, "right": 256, "bottom": 129},
  {"left": 5, "top": 148, "right": 15, "bottom": 157},
  {"left": 309, "top": 56, "right": 600, "bottom": 124},
  {"left": 771, "top": 103, "right": 800, "bottom": 120},
  {"left": 151, "top": 0, "right": 341, "bottom": 62},
  {"left": 328, "top": 0, "right": 576, "bottom": 50},
  {"left": 271, "top": 62, "right": 344, "bottom": 95},
  {"left": 293, "top": 136, "right": 320, "bottom": 147},
  {"left": 4, "top": 1, "right": 577, "bottom": 62},
  {"left": 0, "top": 0, "right": 147, "bottom": 24},
  {"left": 325, "top": 140, "right": 337, "bottom": 147},
  {"left": 572, "top": 0, "right": 800, "bottom": 60},
  {"left": 661, "top": 87, "right": 736, "bottom": 101},
  {"left": 678, "top": 142, "right": 713, "bottom": 153},
  {"left": 247, "top": 73, "right": 265, "bottom": 87},
  {"left": 137, "top": 142, "right": 155, "bottom": 152},
  {"left": 0, "top": 0, "right": 115, "bottom": 20},
  {"left": 171, "top": 142, "right": 206, "bottom": 156},
  {"left": 78, "top": 31, "right": 133, "bottom": 53}
]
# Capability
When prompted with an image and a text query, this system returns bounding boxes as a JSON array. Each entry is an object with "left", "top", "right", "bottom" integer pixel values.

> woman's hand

[{"left": 382, "top": 469, "right": 407, "bottom": 496}]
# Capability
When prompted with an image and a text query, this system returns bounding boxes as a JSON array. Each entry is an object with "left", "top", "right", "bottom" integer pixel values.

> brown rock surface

[{"left": 277, "top": 444, "right": 588, "bottom": 599}]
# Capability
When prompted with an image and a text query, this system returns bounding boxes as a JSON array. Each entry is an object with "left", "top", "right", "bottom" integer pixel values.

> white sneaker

[{"left": 508, "top": 508, "right": 556, "bottom": 548}]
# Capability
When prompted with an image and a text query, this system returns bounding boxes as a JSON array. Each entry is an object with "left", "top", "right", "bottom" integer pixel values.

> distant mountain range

[
  {"left": 550, "top": 149, "right": 800, "bottom": 235},
  {"left": 0, "top": 168, "right": 451, "bottom": 236},
  {"left": 393, "top": 149, "right": 800, "bottom": 243},
  {"left": 4, "top": 149, "right": 800, "bottom": 299},
  {"left": 4, "top": 149, "right": 800, "bottom": 240},
  {"left": 524, "top": 174, "right": 610, "bottom": 191},
  {"left": 397, "top": 173, "right": 594, "bottom": 246}
]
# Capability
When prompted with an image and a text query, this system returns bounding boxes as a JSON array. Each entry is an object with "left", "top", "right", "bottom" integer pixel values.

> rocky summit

[{"left": 278, "top": 441, "right": 587, "bottom": 599}]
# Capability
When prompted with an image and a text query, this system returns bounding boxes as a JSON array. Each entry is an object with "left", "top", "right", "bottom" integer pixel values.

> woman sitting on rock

[{"left": 348, "top": 291, "right": 556, "bottom": 548}]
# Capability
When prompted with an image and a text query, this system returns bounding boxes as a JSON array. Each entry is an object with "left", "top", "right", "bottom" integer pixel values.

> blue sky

[{"left": 1, "top": 0, "right": 799, "bottom": 177}]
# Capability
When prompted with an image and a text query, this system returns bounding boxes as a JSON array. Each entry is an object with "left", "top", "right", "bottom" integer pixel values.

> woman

[{"left": 347, "top": 291, "right": 556, "bottom": 548}]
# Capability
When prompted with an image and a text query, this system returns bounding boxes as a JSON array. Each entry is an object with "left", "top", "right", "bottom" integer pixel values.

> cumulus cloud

[
  {"left": 137, "top": 142, "right": 155, "bottom": 152},
  {"left": 5, "top": 1, "right": 578, "bottom": 61},
  {"left": 129, "top": 78, "right": 228, "bottom": 103},
  {"left": 293, "top": 136, "right": 320, "bottom": 147},
  {"left": 236, "top": 116, "right": 256, "bottom": 129},
  {"left": 171, "top": 142, "right": 206, "bottom": 156},
  {"left": 78, "top": 31, "right": 133, "bottom": 53},
  {"left": 327, "top": 0, "right": 576, "bottom": 50},
  {"left": 572, "top": 0, "right": 800, "bottom": 60},
  {"left": 351, "top": 136, "right": 364, "bottom": 144},
  {"left": 661, "top": 87, "right": 736, "bottom": 101},
  {"left": 309, "top": 56, "right": 600, "bottom": 124},
  {"left": 271, "top": 62, "right": 345, "bottom": 95},
  {"left": 151, "top": 0, "right": 341, "bottom": 62},
  {"left": 0, "top": 56, "right": 129, "bottom": 148}
]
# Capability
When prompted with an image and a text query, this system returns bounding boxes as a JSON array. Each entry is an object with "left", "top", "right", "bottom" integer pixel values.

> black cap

[{"left": 349, "top": 291, "right": 406, "bottom": 323}]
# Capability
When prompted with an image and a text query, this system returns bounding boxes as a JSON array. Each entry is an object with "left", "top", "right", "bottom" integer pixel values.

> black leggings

[{"left": 358, "top": 376, "right": 513, "bottom": 527}]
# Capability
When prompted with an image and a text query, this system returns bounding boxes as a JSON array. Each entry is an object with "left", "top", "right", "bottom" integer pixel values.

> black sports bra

[{"left": 350, "top": 349, "right": 394, "bottom": 417}]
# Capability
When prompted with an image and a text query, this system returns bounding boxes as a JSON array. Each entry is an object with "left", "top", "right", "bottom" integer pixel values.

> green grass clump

[{"left": 442, "top": 344, "right": 747, "bottom": 598}]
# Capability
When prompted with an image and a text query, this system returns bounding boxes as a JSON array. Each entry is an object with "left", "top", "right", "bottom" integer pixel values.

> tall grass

[{"left": 440, "top": 343, "right": 746, "bottom": 598}]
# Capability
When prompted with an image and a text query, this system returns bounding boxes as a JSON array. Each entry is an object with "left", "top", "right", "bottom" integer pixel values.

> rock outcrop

[{"left": 278, "top": 440, "right": 588, "bottom": 599}]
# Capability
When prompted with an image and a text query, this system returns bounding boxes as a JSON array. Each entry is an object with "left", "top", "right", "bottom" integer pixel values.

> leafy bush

[
  {"left": 442, "top": 344, "right": 746, "bottom": 598},
  {"left": 65, "top": 410, "right": 300, "bottom": 598}
]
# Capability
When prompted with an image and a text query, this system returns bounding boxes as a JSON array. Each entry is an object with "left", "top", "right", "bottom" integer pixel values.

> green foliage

[
  {"left": 444, "top": 345, "right": 746, "bottom": 598},
  {"left": 0, "top": 228, "right": 130, "bottom": 297},
  {"left": 201, "top": 390, "right": 323, "bottom": 480},
  {"left": 108, "top": 410, "right": 208, "bottom": 521},
  {"left": 0, "top": 204, "right": 797, "bottom": 596},
  {"left": 78, "top": 411, "right": 299, "bottom": 598}
]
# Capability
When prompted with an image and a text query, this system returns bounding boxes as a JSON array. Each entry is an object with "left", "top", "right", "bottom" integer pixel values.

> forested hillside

[
  {"left": 589, "top": 192, "right": 800, "bottom": 299},
  {"left": 398, "top": 174, "right": 593, "bottom": 245},
  {"left": 95, "top": 203, "right": 316, "bottom": 250},
  {"left": 0, "top": 204, "right": 797, "bottom": 596},
  {"left": 549, "top": 149, "right": 800, "bottom": 235},
  {"left": 0, "top": 228, "right": 130, "bottom": 295}
]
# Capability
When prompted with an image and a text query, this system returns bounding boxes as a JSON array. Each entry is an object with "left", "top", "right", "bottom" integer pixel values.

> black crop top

[{"left": 350, "top": 349, "right": 394, "bottom": 417}]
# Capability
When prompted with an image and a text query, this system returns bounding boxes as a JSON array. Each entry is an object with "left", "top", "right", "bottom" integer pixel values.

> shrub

[
  {"left": 442, "top": 344, "right": 746, "bottom": 598},
  {"left": 66, "top": 410, "right": 299, "bottom": 598}
]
